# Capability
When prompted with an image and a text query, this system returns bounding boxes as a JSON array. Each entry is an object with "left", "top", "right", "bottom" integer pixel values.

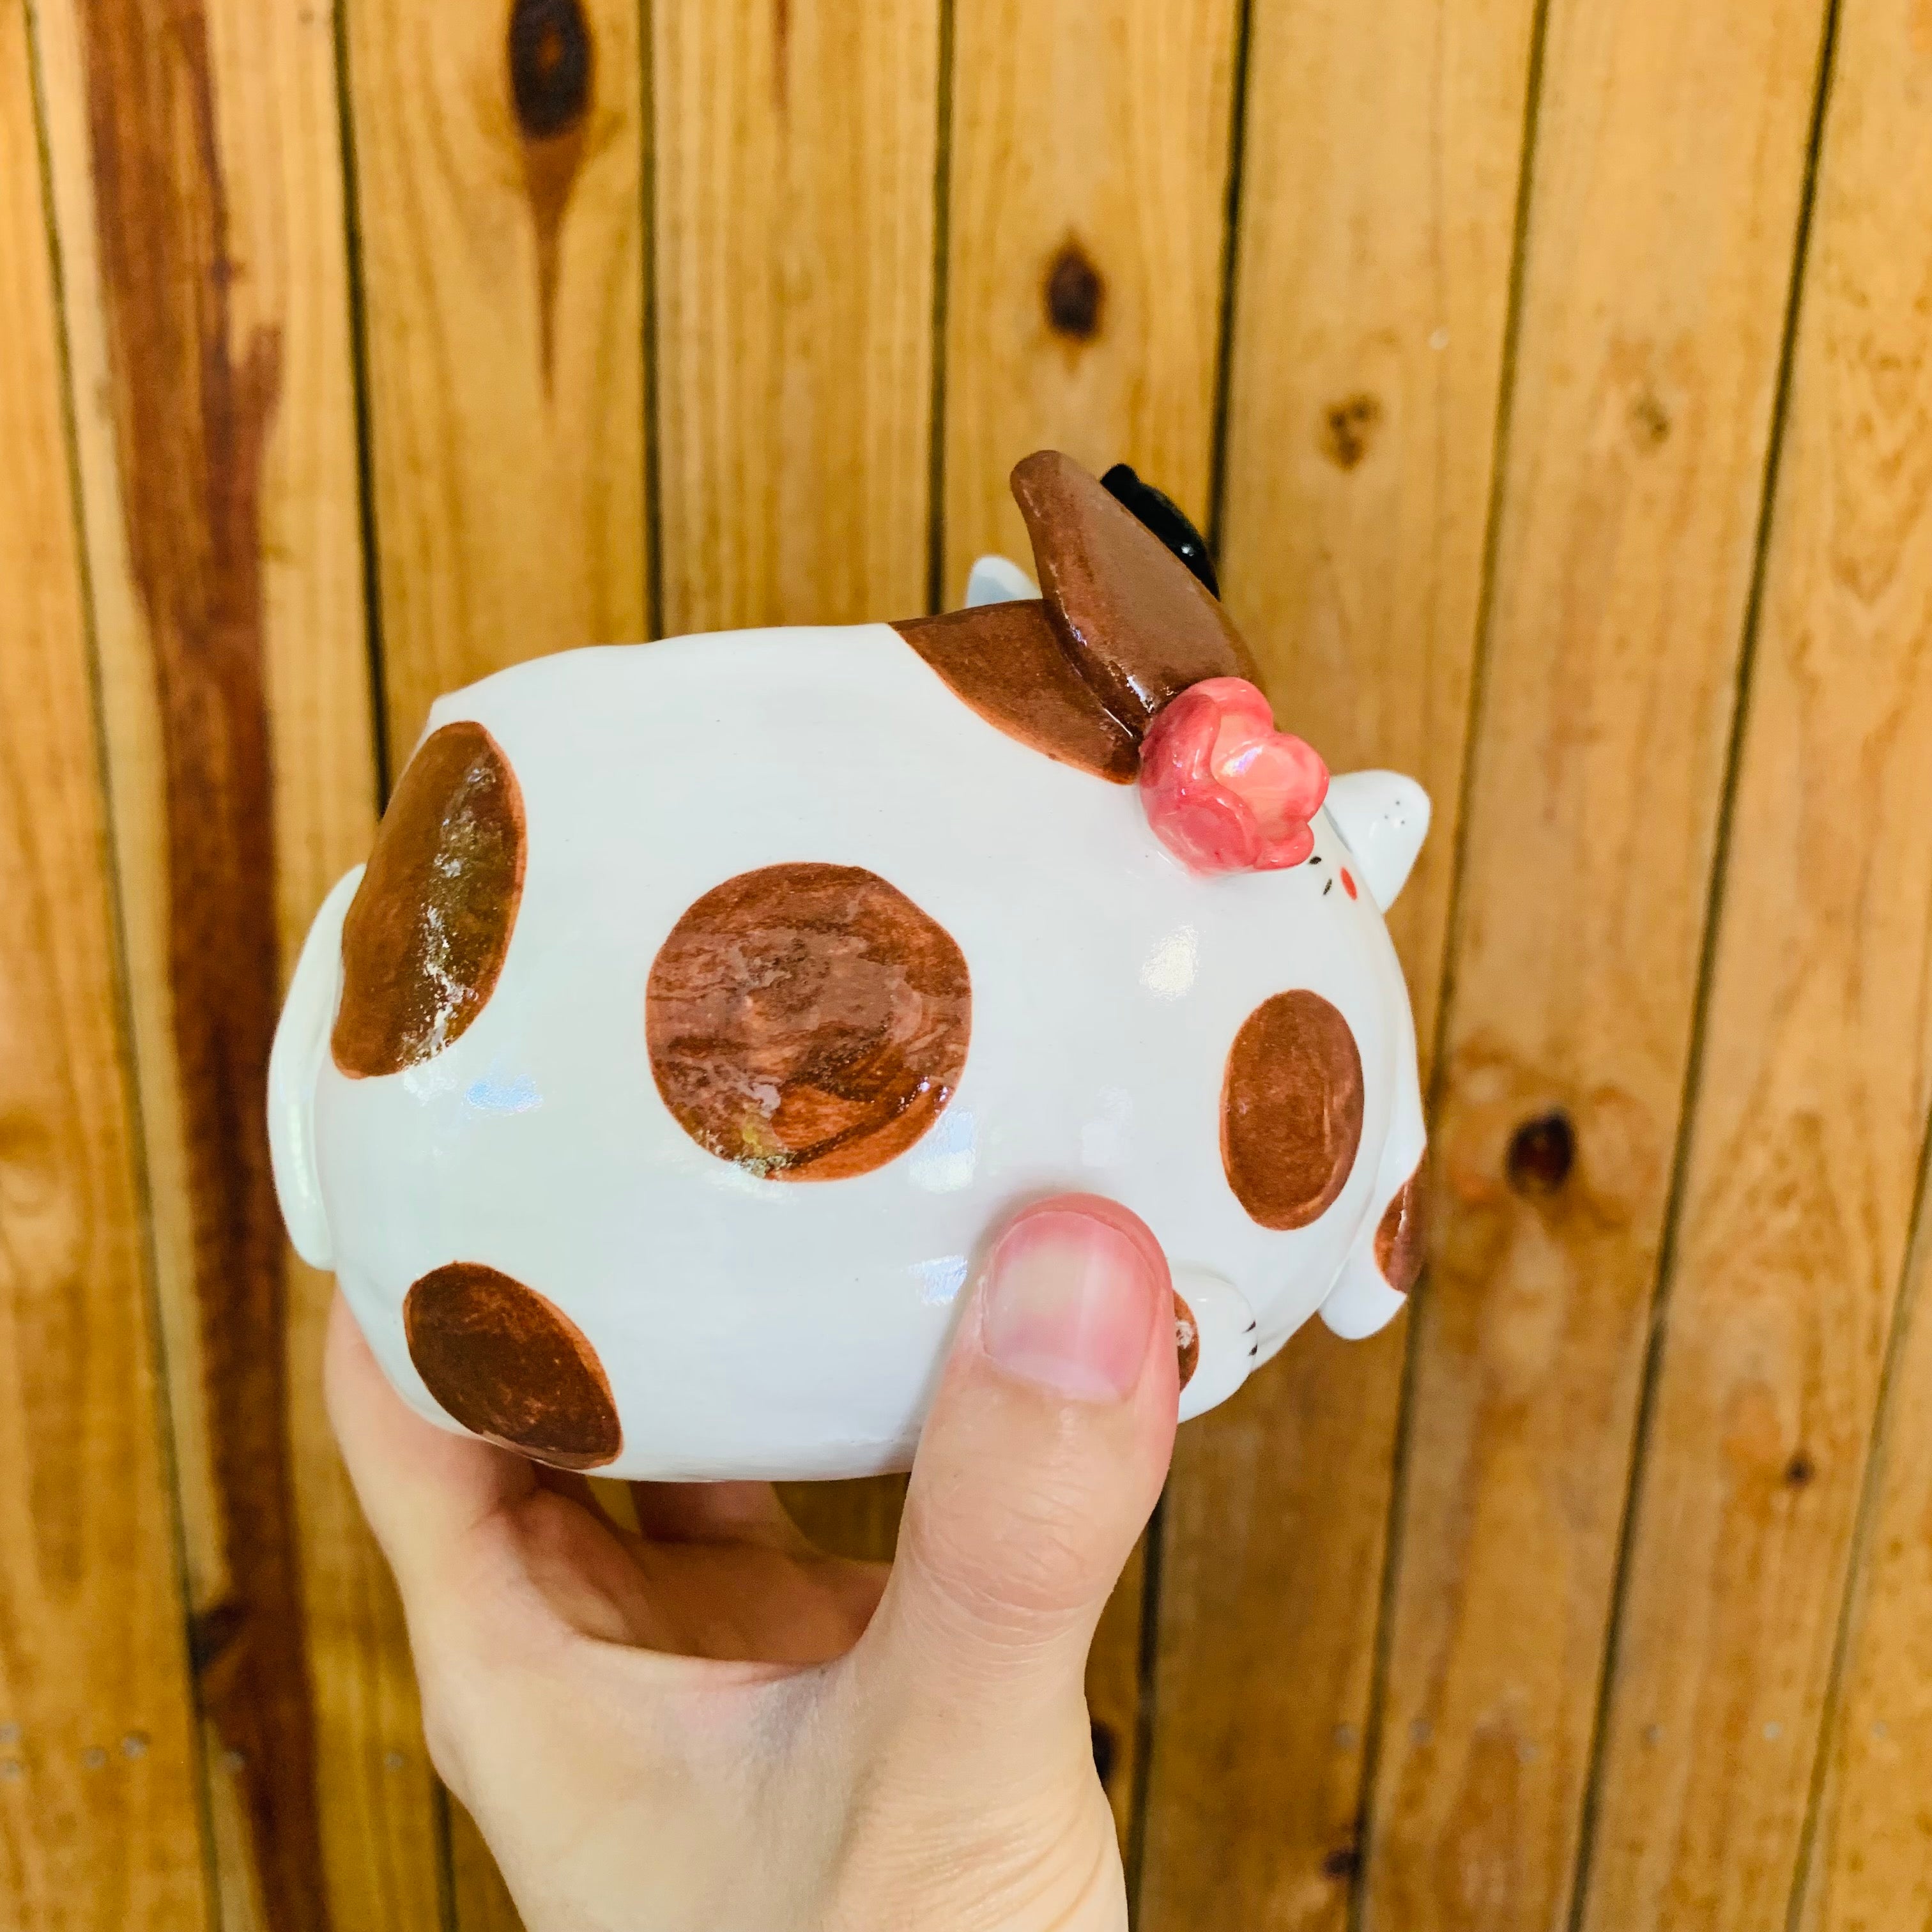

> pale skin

[{"left": 327, "top": 1192, "right": 1181, "bottom": 1931}]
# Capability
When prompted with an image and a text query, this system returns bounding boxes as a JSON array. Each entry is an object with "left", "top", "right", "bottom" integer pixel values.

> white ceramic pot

[{"left": 268, "top": 454, "right": 1429, "bottom": 1480}]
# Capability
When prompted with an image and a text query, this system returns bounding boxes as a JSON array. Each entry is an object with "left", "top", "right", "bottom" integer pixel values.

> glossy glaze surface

[{"left": 272, "top": 619, "right": 1429, "bottom": 1477}]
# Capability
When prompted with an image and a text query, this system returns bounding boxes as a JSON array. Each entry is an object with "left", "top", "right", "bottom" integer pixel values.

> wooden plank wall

[{"left": 6, "top": 1, "right": 1931, "bottom": 1927}]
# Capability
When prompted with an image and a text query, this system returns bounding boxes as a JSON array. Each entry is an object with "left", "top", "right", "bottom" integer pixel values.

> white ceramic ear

[
  {"left": 1172, "top": 1266, "right": 1257, "bottom": 1422},
  {"left": 1324, "top": 770, "right": 1431, "bottom": 910},
  {"left": 1317, "top": 1248, "right": 1408, "bottom": 1339},
  {"left": 962, "top": 553, "right": 1039, "bottom": 608},
  {"left": 267, "top": 864, "right": 362, "bottom": 1269}
]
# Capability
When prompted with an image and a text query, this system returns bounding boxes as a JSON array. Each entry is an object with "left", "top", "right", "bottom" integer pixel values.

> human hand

[{"left": 326, "top": 1193, "right": 1180, "bottom": 1931}]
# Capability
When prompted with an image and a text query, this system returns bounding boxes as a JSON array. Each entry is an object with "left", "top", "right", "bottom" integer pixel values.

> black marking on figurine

[{"left": 1101, "top": 462, "right": 1219, "bottom": 597}]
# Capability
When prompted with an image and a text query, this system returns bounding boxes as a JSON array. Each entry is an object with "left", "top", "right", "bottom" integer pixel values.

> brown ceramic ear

[
  {"left": 892, "top": 599, "right": 1140, "bottom": 783},
  {"left": 1010, "top": 450, "right": 1248, "bottom": 734}
]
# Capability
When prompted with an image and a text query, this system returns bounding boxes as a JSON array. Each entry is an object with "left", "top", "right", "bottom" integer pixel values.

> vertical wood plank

[
  {"left": 347, "top": 0, "right": 648, "bottom": 748},
  {"left": 1361, "top": 2, "right": 1832, "bottom": 1927},
  {"left": 346, "top": 6, "right": 650, "bottom": 1922},
  {"left": 652, "top": 0, "right": 940, "bottom": 635},
  {"left": 30, "top": 0, "right": 445, "bottom": 1922},
  {"left": 1579, "top": 3, "right": 1932, "bottom": 1920},
  {"left": 940, "top": 0, "right": 1241, "bottom": 1849},
  {"left": 1798, "top": 1198, "right": 1932, "bottom": 1931},
  {"left": 941, "top": 0, "right": 1241, "bottom": 588},
  {"left": 1138, "top": 0, "right": 1538, "bottom": 1919},
  {"left": 0, "top": 8, "right": 211, "bottom": 1924}
]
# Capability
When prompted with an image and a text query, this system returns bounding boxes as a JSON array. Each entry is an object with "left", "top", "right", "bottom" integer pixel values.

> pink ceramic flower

[{"left": 1139, "top": 677, "right": 1329, "bottom": 874}]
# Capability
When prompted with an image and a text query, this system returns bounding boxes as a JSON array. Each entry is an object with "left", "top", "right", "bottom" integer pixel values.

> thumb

[{"left": 861, "top": 1195, "right": 1178, "bottom": 1761}]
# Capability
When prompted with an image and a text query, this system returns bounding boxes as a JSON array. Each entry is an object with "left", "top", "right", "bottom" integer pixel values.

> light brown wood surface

[
  {"left": 1798, "top": 1208, "right": 1932, "bottom": 1931},
  {"left": 1579, "top": 3, "right": 1932, "bottom": 1921},
  {"left": 29, "top": 0, "right": 443, "bottom": 1924},
  {"left": 653, "top": 0, "right": 940, "bottom": 633},
  {"left": 1362, "top": 1, "right": 1833, "bottom": 1927},
  {"left": 0, "top": 11, "right": 210, "bottom": 1924},
  {"left": 1138, "top": 1, "right": 1538, "bottom": 1919},
  {"left": 941, "top": 0, "right": 1241, "bottom": 594},
  {"left": 346, "top": 0, "right": 648, "bottom": 749}
]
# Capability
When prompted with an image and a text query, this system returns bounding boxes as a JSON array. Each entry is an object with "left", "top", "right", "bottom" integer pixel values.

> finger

[
  {"left": 629, "top": 1480, "right": 810, "bottom": 1551},
  {"left": 859, "top": 1194, "right": 1177, "bottom": 1758},
  {"left": 323, "top": 1292, "right": 534, "bottom": 1615}
]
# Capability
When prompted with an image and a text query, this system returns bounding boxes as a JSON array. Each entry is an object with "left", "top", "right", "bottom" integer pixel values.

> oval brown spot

[
  {"left": 1174, "top": 1291, "right": 1200, "bottom": 1391},
  {"left": 1374, "top": 1161, "right": 1429, "bottom": 1294},
  {"left": 333, "top": 721, "right": 525, "bottom": 1078},
  {"left": 1045, "top": 240, "right": 1104, "bottom": 340},
  {"left": 404, "top": 1262, "right": 621, "bottom": 1469},
  {"left": 1221, "top": 991, "right": 1365, "bottom": 1230},
  {"left": 647, "top": 864, "right": 971, "bottom": 1181}
]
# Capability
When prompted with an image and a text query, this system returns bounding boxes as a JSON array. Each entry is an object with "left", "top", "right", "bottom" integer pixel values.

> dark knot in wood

[
  {"left": 1506, "top": 1108, "right": 1575, "bottom": 1195},
  {"left": 509, "top": 0, "right": 593, "bottom": 141},
  {"left": 1045, "top": 240, "right": 1105, "bottom": 341},
  {"left": 1322, "top": 392, "right": 1383, "bottom": 470}
]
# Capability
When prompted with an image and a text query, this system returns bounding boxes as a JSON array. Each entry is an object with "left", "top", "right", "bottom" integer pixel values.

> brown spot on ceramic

[
  {"left": 1374, "top": 1162, "right": 1429, "bottom": 1294},
  {"left": 334, "top": 721, "right": 526, "bottom": 1078},
  {"left": 1011, "top": 450, "right": 1246, "bottom": 736},
  {"left": 1321, "top": 393, "right": 1382, "bottom": 469},
  {"left": 405, "top": 1262, "right": 622, "bottom": 1469},
  {"left": 1174, "top": 1291, "right": 1200, "bottom": 1391},
  {"left": 1045, "top": 239, "right": 1105, "bottom": 340},
  {"left": 507, "top": 0, "right": 593, "bottom": 383},
  {"left": 648, "top": 864, "right": 971, "bottom": 1180},
  {"left": 1221, "top": 991, "right": 1365, "bottom": 1230},
  {"left": 893, "top": 599, "right": 1139, "bottom": 782}
]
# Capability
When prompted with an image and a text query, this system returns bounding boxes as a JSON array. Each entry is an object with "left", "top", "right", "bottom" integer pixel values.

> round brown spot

[
  {"left": 404, "top": 1262, "right": 620, "bottom": 1470},
  {"left": 1221, "top": 991, "right": 1365, "bottom": 1230},
  {"left": 1174, "top": 1291, "right": 1200, "bottom": 1392},
  {"left": 647, "top": 864, "right": 971, "bottom": 1181},
  {"left": 1374, "top": 1161, "right": 1429, "bottom": 1294},
  {"left": 333, "top": 721, "right": 526, "bottom": 1078}
]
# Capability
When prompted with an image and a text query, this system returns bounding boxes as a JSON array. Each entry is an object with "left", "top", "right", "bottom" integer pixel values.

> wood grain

[
  {"left": 30, "top": 0, "right": 443, "bottom": 1922},
  {"left": 941, "top": 0, "right": 1241, "bottom": 594},
  {"left": 1798, "top": 1204, "right": 1932, "bottom": 1931},
  {"left": 652, "top": 0, "right": 940, "bottom": 634},
  {"left": 346, "top": 0, "right": 648, "bottom": 747},
  {"left": 1360, "top": 1, "right": 1833, "bottom": 1927},
  {"left": 1138, "top": 1, "right": 1538, "bottom": 1919},
  {"left": 0, "top": 11, "right": 211, "bottom": 1924},
  {"left": 1579, "top": 3, "right": 1932, "bottom": 1920}
]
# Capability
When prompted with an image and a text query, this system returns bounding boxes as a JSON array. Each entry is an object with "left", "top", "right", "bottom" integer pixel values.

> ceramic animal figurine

[{"left": 268, "top": 452, "right": 1430, "bottom": 1480}]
